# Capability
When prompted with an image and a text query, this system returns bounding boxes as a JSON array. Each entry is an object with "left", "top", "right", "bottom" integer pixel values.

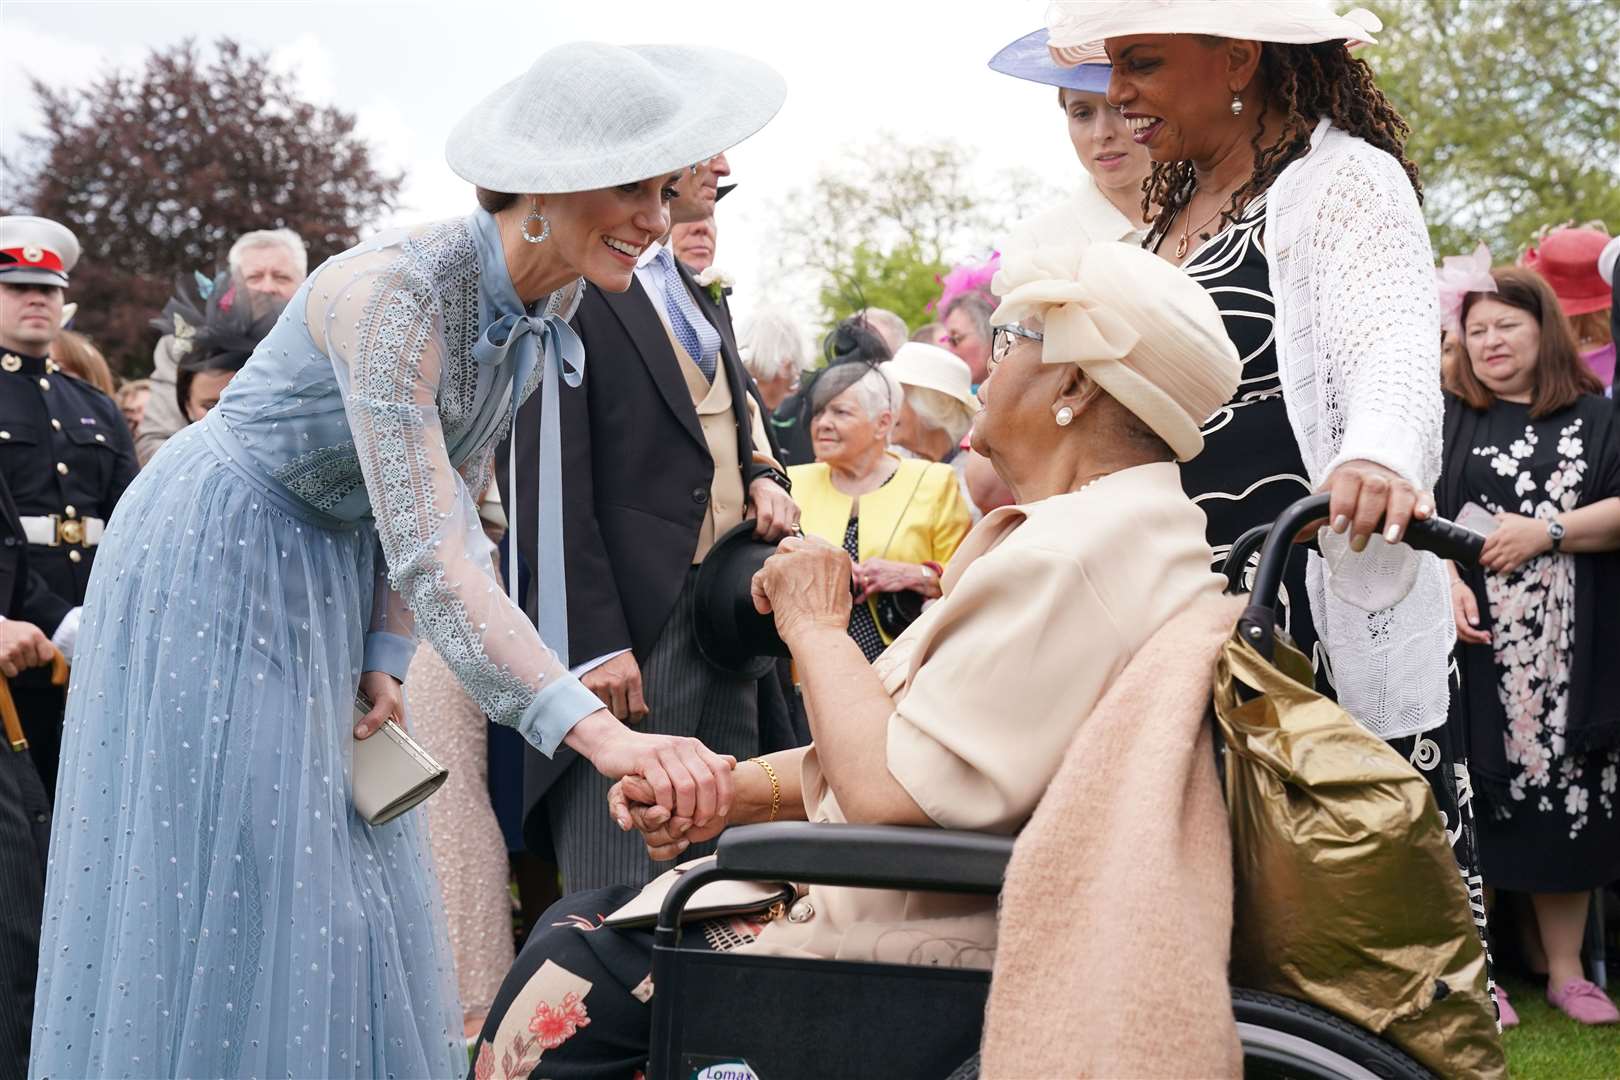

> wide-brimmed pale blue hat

[
  {"left": 447, "top": 42, "right": 786, "bottom": 194},
  {"left": 987, "top": 28, "right": 1110, "bottom": 94}
]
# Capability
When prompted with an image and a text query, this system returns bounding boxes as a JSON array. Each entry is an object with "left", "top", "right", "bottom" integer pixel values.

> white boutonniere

[{"left": 694, "top": 265, "right": 734, "bottom": 304}]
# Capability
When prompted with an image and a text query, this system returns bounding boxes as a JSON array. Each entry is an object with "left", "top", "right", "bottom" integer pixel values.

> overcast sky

[{"left": 0, "top": 0, "right": 1087, "bottom": 327}]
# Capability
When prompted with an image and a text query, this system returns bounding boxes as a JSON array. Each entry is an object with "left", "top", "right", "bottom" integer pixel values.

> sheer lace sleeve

[{"left": 306, "top": 241, "right": 601, "bottom": 753}]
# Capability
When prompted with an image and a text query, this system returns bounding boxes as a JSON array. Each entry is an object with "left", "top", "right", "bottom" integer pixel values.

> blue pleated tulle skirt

[{"left": 30, "top": 421, "right": 464, "bottom": 1079}]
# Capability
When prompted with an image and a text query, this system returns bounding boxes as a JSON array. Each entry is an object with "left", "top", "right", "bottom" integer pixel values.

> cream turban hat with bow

[{"left": 989, "top": 241, "right": 1241, "bottom": 461}]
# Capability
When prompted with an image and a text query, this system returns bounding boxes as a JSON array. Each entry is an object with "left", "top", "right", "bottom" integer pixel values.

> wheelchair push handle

[{"left": 1238, "top": 493, "right": 1484, "bottom": 656}]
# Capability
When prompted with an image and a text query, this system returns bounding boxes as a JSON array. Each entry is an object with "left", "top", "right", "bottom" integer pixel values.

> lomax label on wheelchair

[{"left": 686, "top": 1058, "right": 761, "bottom": 1080}]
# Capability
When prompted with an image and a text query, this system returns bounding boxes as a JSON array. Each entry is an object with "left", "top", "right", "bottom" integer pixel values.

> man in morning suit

[{"left": 501, "top": 153, "right": 799, "bottom": 892}]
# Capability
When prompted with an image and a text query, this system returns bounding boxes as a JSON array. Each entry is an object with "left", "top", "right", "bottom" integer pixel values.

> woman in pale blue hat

[
  {"left": 31, "top": 42, "right": 784, "bottom": 1080},
  {"left": 988, "top": 29, "right": 1155, "bottom": 247}
]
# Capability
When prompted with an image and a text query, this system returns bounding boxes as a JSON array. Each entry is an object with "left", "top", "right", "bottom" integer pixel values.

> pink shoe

[
  {"left": 1494, "top": 986, "right": 1519, "bottom": 1029},
  {"left": 1547, "top": 979, "right": 1620, "bottom": 1025}
]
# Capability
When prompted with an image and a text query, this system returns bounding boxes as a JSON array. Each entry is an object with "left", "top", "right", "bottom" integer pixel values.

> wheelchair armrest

[{"left": 715, "top": 821, "right": 1013, "bottom": 894}]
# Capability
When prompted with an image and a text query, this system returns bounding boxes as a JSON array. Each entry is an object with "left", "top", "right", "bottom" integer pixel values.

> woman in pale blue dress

[{"left": 30, "top": 43, "right": 785, "bottom": 1079}]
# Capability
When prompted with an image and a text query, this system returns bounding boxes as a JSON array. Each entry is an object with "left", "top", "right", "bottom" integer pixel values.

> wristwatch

[{"left": 1547, "top": 518, "right": 1566, "bottom": 552}]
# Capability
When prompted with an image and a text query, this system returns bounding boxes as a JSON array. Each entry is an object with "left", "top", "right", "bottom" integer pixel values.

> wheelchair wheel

[{"left": 1234, "top": 988, "right": 1434, "bottom": 1080}]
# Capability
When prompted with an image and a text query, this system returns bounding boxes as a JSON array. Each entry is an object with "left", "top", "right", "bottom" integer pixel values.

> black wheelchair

[{"left": 645, "top": 493, "right": 1485, "bottom": 1080}]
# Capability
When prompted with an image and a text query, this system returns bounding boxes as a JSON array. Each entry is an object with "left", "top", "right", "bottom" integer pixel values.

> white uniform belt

[{"left": 19, "top": 515, "right": 104, "bottom": 547}]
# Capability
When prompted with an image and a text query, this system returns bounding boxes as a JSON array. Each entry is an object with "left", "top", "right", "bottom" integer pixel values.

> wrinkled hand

[
  {"left": 1449, "top": 579, "right": 1491, "bottom": 645},
  {"left": 569, "top": 710, "right": 735, "bottom": 826},
  {"left": 1480, "top": 512, "right": 1553, "bottom": 576},
  {"left": 608, "top": 774, "right": 728, "bottom": 860},
  {"left": 1320, "top": 460, "right": 1432, "bottom": 550},
  {"left": 853, "top": 558, "right": 935, "bottom": 602},
  {"left": 750, "top": 535, "right": 853, "bottom": 645},
  {"left": 0, "top": 620, "right": 53, "bottom": 678},
  {"left": 582, "top": 651, "right": 648, "bottom": 723},
  {"left": 746, "top": 477, "right": 800, "bottom": 542},
  {"left": 354, "top": 670, "right": 404, "bottom": 739}
]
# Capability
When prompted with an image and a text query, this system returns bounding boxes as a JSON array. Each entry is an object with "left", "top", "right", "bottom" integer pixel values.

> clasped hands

[{"left": 606, "top": 534, "right": 850, "bottom": 857}]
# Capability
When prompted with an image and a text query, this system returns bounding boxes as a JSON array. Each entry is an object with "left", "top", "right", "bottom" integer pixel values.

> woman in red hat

[{"left": 1522, "top": 225, "right": 1615, "bottom": 393}]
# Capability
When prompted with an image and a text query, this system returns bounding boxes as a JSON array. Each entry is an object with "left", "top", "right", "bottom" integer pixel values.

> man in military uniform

[{"left": 0, "top": 215, "right": 138, "bottom": 794}]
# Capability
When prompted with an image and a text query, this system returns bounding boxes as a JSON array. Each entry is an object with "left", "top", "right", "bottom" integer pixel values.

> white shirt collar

[{"left": 637, "top": 239, "right": 666, "bottom": 270}]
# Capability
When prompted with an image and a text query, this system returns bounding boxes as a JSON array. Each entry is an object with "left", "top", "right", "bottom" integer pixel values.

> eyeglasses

[{"left": 990, "top": 323, "right": 1044, "bottom": 365}]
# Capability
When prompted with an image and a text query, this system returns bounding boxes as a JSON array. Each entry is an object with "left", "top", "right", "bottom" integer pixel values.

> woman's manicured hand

[
  {"left": 1480, "top": 512, "right": 1554, "bottom": 575},
  {"left": 750, "top": 535, "right": 854, "bottom": 645},
  {"left": 354, "top": 670, "right": 404, "bottom": 739},
  {"left": 567, "top": 710, "right": 735, "bottom": 827},
  {"left": 1320, "top": 459, "right": 1432, "bottom": 550}
]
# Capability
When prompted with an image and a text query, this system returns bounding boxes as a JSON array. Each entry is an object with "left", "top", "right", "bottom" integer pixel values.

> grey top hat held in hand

[{"left": 446, "top": 42, "right": 787, "bottom": 194}]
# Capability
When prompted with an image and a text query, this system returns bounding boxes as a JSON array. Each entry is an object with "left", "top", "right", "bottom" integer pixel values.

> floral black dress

[{"left": 1447, "top": 397, "right": 1620, "bottom": 891}]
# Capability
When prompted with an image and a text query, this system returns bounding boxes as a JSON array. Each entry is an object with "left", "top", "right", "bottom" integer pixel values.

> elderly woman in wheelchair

[{"left": 467, "top": 240, "right": 1247, "bottom": 1078}]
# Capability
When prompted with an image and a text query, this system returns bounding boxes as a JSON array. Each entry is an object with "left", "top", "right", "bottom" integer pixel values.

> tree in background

[
  {"left": 1368, "top": 0, "right": 1619, "bottom": 259},
  {"left": 3, "top": 38, "right": 401, "bottom": 376},
  {"left": 769, "top": 135, "right": 1060, "bottom": 334}
]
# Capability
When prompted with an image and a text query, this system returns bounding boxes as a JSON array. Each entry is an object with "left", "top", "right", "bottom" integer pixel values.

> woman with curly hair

[{"left": 1045, "top": 0, "right": 1486, "bottom": 979}]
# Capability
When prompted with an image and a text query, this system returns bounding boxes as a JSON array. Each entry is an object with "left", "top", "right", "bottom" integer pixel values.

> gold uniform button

[
  {"left": 50, "top": 419, "right": 61, "bottom": 431},
  {"left": 0, "top": 431, "right": 8, "bottom": 440},
  {"left": 39, "top": 378, "right": 50, "bottom": 391},
  {"left": 64, "top": 505, "right": 76, "bottom": 518},
  {"left": 94, "top": 433, "right": 106, "bottom": 443},
  {"left": 56, "top": 462, "right": 68, "bottom": 475},
  {"left": 68, "top": 549, "right": 82, "bottom": 564}
]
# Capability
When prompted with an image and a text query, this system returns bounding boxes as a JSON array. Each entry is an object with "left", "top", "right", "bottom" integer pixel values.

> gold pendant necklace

[{"left": 1174, "top": 190, "right": 1233, "bottom": 260}]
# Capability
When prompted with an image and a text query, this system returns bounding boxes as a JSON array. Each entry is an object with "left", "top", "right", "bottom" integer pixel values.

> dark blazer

[
  {"left": 0, "top": 471, "right": 66, "bottom": 631},
  {"left": 497, "top": 259, "right": 772, "bottom": 855}
]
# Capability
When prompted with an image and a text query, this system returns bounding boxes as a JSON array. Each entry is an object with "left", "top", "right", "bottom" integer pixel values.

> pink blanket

[{"left": 981, "top": 593, "right": 1243, "bottom": 1078}]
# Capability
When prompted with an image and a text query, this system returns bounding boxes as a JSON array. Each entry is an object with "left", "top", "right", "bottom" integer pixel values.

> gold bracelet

[{"left": 749, "top": 756, "right": 782, "bottom": 822}]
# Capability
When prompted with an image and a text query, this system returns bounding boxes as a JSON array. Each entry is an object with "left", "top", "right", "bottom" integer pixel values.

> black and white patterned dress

[
  {"left": 1162, "top": 194, "right": 1493, "bottom": 965},
  {"left": 1168, "top": 193, "right": 1322, "bottom": 672}
]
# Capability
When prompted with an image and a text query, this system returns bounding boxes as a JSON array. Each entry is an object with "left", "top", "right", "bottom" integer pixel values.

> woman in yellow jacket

[{"left": 789, "top": 361, "right": 973, "bottom": 659}]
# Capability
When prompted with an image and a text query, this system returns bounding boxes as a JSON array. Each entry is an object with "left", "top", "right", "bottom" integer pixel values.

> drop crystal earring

[{"left": 1230, "top": 93, "right": 1244, "bottom": 116}]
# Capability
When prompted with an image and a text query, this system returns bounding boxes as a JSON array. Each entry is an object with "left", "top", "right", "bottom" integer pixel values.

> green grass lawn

[{"left": 1500, "top": 974, "right": 1620, "bottom": 1079}]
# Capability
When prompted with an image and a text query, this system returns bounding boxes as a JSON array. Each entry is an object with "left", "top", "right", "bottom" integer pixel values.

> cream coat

[{"left": 742, "top": 461, "right": 1223, "bottom": 967}]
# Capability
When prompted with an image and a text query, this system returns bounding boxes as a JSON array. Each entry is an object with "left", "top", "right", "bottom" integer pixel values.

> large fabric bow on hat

[
  {"left": 989, "top": 240, "right": 1241, "bottom": 461},
  {"left": 1433, "top": 243, "right": 1495, "bottom": 333}
]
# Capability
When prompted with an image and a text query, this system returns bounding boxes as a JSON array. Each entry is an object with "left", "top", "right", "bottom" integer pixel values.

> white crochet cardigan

[{"left": 1263, "top": 119, "right": 1454, "bottom": 738}]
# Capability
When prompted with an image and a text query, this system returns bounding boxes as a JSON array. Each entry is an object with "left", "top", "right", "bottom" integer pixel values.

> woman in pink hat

[{"left": 1522, "top": 225, "right": 1615, "bottom": 392}]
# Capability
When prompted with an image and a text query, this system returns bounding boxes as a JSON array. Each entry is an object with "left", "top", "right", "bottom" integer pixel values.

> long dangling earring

[
  {"left": 1230, "top": 92, "right": 1244, "bottom": 116},
  {"left": 1055, "top": 406, "right": 1075, "bottom": 427},
  {"left": 521, "top": 200, "right": 551, "bottom": 245}
]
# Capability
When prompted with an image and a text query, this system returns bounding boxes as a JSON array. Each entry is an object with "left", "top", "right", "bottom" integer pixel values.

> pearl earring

[
  {"left": 1230, "top": 93, "right": 1244, "bottom": 116},
  {"left": 1055, "top": 406, "right": 1074, "bottom": 427}
]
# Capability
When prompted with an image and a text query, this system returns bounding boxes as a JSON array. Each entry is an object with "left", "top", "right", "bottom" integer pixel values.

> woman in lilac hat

[{"left": 988, "top": 29, "right": 1154, "bottom": 246}]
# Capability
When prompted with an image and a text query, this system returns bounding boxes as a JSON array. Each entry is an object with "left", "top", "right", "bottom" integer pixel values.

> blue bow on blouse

[{"left": 474, "top": 307, "right": 586, "bottom": 670}]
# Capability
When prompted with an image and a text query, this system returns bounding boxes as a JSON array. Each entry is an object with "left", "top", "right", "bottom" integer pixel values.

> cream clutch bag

[
  {"left": 603, "top": 856, "right": 794, "bottom": 929},
  {"left": 351, "top": 694, "right": 449, "bottom": 826}
]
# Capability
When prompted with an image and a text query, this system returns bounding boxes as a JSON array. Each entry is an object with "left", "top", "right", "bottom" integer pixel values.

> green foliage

[
  {"left": 1366, "top": 0, "right": 1620, "bottom": 259},
  {"left": 767, "top": 133, "right": 1061, "bottom": 339},
  {"left": 817, "top": 241, "right": 948, "bottom": 333},
  {"left": 3, "top": 38, "right": 402, "bottom": 375}
]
